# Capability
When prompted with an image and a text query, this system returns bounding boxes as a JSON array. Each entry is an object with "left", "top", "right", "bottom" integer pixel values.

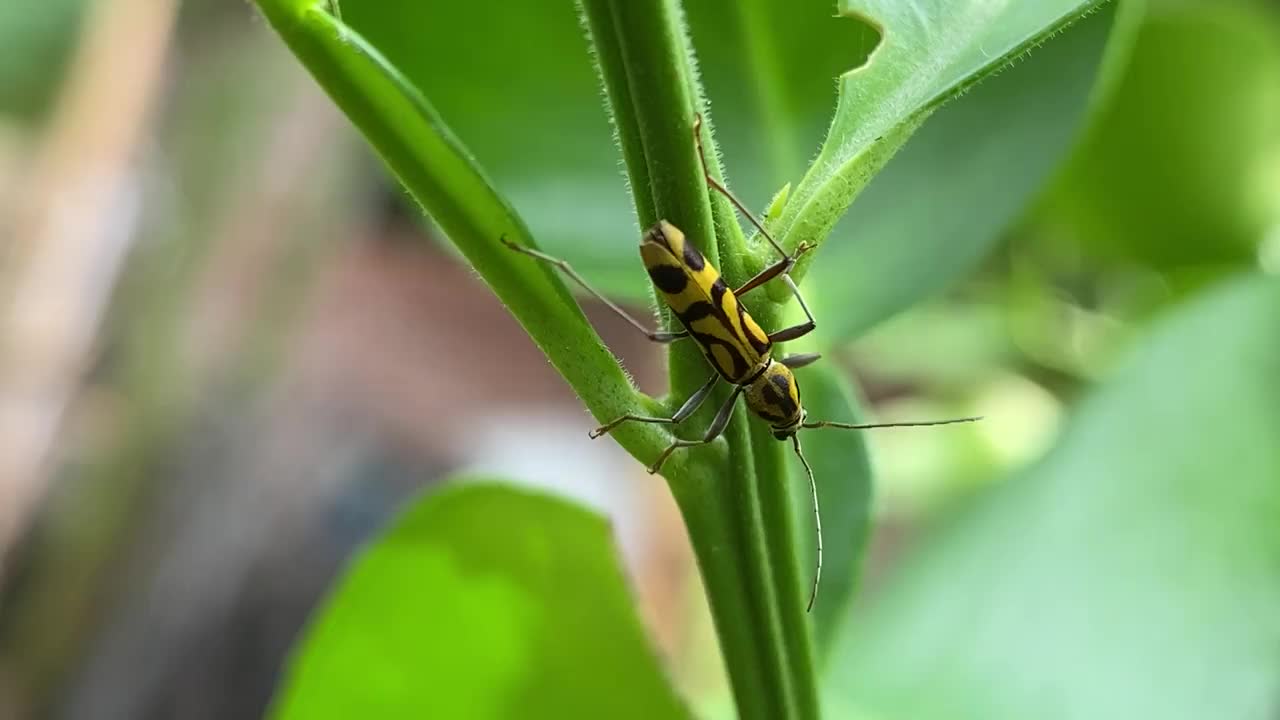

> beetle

[{"left": 502, "top": 114, "right": 978, "bottom": 610}]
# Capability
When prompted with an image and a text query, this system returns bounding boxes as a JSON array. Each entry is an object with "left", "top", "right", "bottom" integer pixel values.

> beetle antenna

[
  {"left": 793, "top": 415, "right": 980, "bottom": 611},
  {"left": 802, "top": 416, "right": 982, "bottom": 431},
  {"left": 792, "top": 434, "right": 821, "bottom": 613}
]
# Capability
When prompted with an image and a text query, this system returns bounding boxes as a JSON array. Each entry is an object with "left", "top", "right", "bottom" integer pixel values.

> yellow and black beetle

[{"left": 503, "top": 115, "right": 978, "bottom": 609}]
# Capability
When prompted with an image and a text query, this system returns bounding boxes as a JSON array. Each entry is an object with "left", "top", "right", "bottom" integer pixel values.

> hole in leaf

[{"left": 834, "top": 12, "right": 883, "bottom": 75}]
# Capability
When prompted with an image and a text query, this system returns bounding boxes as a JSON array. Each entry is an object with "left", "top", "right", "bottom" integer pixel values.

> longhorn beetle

[{"left": 502, "top": 114, "right": 979, "bottom": 611}]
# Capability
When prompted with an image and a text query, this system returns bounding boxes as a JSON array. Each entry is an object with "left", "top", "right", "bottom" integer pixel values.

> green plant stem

[
  {"left": 581, "top": 1, "right": 817, "bottom": 718},
  {"left": 585, "top": 0, "right": 724, "bottom": 398},
  {"left": 749, "top": 424, "right": 820, "bottom": 715},
  {"left": 251, "top": 0, "right": 675, "bottom": 467}
]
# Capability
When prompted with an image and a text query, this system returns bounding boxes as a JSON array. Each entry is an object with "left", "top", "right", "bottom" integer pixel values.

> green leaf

[
  {"left": 773, "top": 0, "right": 1112, "bottom": 294},
  {"left": 1043, "top": 1, "right": 1280, "bottom": 270},
  {"left": 272, "top": 481, "right": 692, "bottom": 720},
  {"left": 684, "top": 2, "right": 881, "bottom": 192},
  {"left": 810, "top": 2, "right": 1125, "bottom": 340},
  {"left": 788, "top": 362, "right": 873, "bottom": 655},
  {"left": 823, "top": 274, "right": 1280, "bottom": 719}
]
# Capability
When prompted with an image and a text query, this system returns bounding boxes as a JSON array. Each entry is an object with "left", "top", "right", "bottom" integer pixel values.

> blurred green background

[{"left": 1, "top": 0, "right": 1278, "bottom": 718}]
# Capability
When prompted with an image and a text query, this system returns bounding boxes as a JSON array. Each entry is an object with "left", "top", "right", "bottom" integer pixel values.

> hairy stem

[
  {"left": 252, "top": 0, "right": 675, "bottom": 466},
  {"left": 581, "top": 0, "right": 817, "bottom": 718}
]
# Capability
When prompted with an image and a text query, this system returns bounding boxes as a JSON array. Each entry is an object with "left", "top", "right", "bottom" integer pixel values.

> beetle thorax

[{"left": 745, "top": 360, "right": 803, "bottom": 435}]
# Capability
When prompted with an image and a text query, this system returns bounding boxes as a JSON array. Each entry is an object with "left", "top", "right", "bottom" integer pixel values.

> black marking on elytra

[
  {"left": 682, "top": 241, "right": 706, "bottom": 271},
  {"left": 649, "top": 264, "right": 688, "bottom": 294},
  {"left": 709, "top": 281, "right": 736, "bottom": 331},
  {"left": 644, "top": 224, "right": 674, "bottom": 251},
  {"left": 694, "top": 332, "right": 749, "bottom": 379},
  {"left": 680, "top": 300, "right": 716, "bottom": 324},
  {"left": 710, "top": 278, "right": 728, "bottom": 308},
  {"left": 680, "top": 298, "right": 759, "bottom": 382},
  {"left": 741, "top": 303, "right": 771, "bottom": 354}
]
